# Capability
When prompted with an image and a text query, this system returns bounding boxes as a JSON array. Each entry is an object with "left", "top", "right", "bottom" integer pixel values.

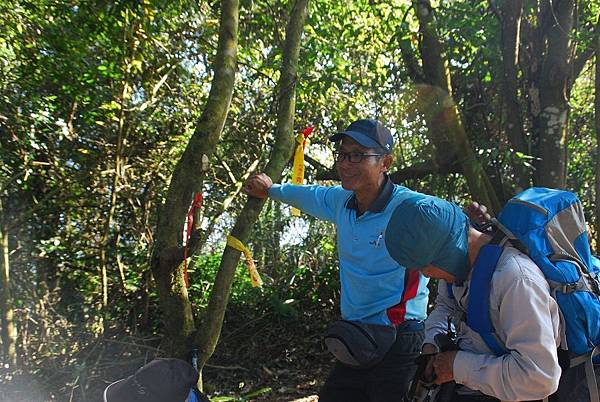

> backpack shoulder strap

[
  {"left": 466, "top": 243, "right": 507, "bottom": 356},
  {"left": 446, "top": 283, "right": 455, "bottom": 300},
  {"left": 491, "top": 218, "right": 528, "bottom": 253},
  {"left": 447, "top": 228, "right": 507, "bottom": 301}
]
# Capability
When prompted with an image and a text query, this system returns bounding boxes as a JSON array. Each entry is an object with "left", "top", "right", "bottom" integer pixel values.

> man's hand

[
  {"left": 420, "top": 343, "right": 438, "bottom": 384},
  {"left": 421, "top": 343, "right": 438, "bottom": 355},
  {"left": 464, "top": 202, "right": 492, "bottom": 227},
  {"left": 243, "top": 173, "right": 273, "bottom": 199},
  {"left": 432, "top": 350, "right": 458, "bottom": 384}
]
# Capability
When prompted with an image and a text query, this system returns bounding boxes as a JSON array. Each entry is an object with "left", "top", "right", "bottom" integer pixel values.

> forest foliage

[{"left": 1, "top": 0, "right": 600, "bottom": 400}]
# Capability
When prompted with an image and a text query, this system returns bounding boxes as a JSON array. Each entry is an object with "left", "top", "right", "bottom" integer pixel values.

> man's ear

[{"left": 382, "top": 154, "right": 393, "bottom": 172}]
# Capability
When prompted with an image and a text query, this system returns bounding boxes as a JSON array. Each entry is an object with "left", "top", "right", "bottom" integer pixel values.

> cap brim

[
  {"left": 329, "top": 131, "right": 382, "bottom": 150},
  {"left": 104, "top": 378, "right": 125, "bottom": 402},
  {"left": 104, "top": 378, "right": 145, "bottom": 402}
]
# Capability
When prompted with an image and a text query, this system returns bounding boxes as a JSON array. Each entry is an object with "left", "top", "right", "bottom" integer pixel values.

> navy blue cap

[
  {"left": 330, "top": 119, "right": 393, "bottom": 154},
  {"left": 384, "top": 195, "right": 470, "bottom": 282}
]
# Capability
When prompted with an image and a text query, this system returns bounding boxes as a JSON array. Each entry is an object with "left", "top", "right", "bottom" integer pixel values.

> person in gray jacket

[{"left": 385, "top": 194, "right": 562, "bottom": 402}]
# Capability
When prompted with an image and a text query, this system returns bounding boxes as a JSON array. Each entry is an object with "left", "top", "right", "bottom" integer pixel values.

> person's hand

[
  {"left": 421, "top": 343, "right": 438, "bottom": 355},
  {"left": 432, "top": 350, "right": 458, "bottom": 384},
  {"left": 243, "top": 173, "right": 273, "bottom": 199},
  {"left": 417, "top": 343, "right": 438, "bottom": 383},
  {"left": 464, "top": 202, "right": 491, "bottom": 226}
]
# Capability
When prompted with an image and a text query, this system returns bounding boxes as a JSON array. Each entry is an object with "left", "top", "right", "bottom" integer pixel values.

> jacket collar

[{"left": 345, "top": 175, "right": 394, "bottom": 213}]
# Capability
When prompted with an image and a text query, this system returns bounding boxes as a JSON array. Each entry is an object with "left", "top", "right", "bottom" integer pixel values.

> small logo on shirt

[{"left": 370, "top": 232, "right": 384, "bottom": 248}]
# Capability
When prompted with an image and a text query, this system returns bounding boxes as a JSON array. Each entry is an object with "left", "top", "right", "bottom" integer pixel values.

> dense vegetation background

[{"left": 1, "top": 0, "right": 599, "bottom": 400}]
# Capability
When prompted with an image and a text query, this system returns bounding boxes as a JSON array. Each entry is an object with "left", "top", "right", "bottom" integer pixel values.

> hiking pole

[{"left": 403, "top": 316, "right": 458, "bottom": 402}]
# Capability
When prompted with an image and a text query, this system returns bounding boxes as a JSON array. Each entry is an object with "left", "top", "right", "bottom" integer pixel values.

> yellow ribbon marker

[
  {"left": 227, "top": 235, "right": 263, "bottom": 287},
  {"left": 290, "top": 127, "right": 314, "bottom": 216}
]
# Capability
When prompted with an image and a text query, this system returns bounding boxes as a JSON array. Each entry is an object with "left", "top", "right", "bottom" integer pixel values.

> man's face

[
  {"left": 420, "top": 264, "right": 457, "bottom": 283},
  {"left": 335, "top": 136, "right": 390, "bottom": 193}
]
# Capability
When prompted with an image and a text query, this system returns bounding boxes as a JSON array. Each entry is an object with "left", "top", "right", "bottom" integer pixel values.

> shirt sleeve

[
  {"left": 268, "top": 183, "right": 348, "bottom": 223},
  {"left": 453, "top": 257, "right": 561, "bottom": 401},
  {"left": 423, "top": 280, "right": 456, "bottom": 351}
]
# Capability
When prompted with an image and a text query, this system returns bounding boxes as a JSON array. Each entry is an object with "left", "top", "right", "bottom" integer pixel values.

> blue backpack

[{"left": 464, "top": 188, "right": 600, "bottom": 401}]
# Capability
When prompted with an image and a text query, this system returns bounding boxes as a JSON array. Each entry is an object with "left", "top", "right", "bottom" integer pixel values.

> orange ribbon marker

[{"left": 291, "top": 126, "right": 314, "bottom": 216}]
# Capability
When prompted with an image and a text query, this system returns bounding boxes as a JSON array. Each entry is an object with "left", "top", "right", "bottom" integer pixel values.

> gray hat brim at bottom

[{"left": 104, "top": 378, "right": 145, "bottom": 402}]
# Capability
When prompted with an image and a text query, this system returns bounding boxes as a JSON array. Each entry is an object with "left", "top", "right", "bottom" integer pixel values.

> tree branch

[
  {"left": 571, "top": 14, "right": 600, "bottom": 86},
  {"left": 310, "top": 158, "right": 461, "bottom": 183}
]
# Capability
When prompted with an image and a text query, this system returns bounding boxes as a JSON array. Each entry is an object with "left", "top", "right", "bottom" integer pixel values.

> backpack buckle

[{"left": 561, "top": 283, "right": 579, "bottom": 293}]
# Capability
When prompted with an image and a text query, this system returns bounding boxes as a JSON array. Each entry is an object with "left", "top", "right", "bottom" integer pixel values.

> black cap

[
  {"left": 104, "top": 358, "right": 199, "bottom": 402},
  {"left": 330, "top": 119, "right": 393, "bottom": 154}
]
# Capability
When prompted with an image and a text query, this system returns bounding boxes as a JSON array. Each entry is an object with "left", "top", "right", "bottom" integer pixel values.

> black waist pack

[{"left": 323, "top": 320, "right": 397, "bottom": 368}]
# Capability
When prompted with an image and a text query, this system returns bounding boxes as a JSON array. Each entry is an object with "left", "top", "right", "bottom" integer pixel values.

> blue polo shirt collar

[{"left": 345, "top": 175, "right": 394, "bottom": 213}]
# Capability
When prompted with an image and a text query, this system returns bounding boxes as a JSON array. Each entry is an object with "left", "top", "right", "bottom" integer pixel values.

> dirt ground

[
  {"left": 0, "top": 308, "right": 335, "bottom": 402},
  {"left": 4, "top": 303, "right": 598, "bottom": 402},
  {"left": 202, "top": 311, "right": 334, "bottom": 401}
]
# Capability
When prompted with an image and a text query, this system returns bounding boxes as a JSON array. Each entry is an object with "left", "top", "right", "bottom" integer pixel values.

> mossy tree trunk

[
  {"left": 193, "top": 0, "right": 310, "bottom": 381},
  {"left": 0, "top": 199, "right": 17, "bottom": 367},
  {"left": 536, "top": 0, "right": 574, "bottom": 188},
  {"left": 150, "top": 0, "right": 239, "bottom": 358},
  {"left": 413, "top": 0, "right": 501, "bottom": 213}
]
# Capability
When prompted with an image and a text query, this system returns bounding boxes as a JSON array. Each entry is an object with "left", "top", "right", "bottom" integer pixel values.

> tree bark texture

[
  {"left": 536, "top": 0, "right": 574, "bottom": 188},
  {"left": 313, "top": 157, "right": 462, "bottom": 183},
  {"left": 498, "top": 0, "right": 532, "bottom": 190},
  {"left": 194, "top": 0, "right": 310, "bottom": 375},
  {"left": 414, "top": 0, "right": 501, "bottom": 213},
  {"left": 413, "top": 0, "right": 455, "bottom": 169},
  {"left": 397, "top": 27, "right": 425, "bottom": 84},
  {"left": 150, "top": 0, "right": 239, "bottom": 358}
]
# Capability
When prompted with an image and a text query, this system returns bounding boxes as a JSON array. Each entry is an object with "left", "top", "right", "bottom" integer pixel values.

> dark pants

[
  {"left": 449, "top": 395, "right": 498, "bottom": 402},
  {"left": 549, "top": 362, "right": 600, "bottom": 402},
  {"left": 318, "top": 320, "right": 424, "bottom": 402}
]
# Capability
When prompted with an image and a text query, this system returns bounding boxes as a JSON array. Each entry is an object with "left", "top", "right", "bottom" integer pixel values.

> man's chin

[{"left": 340, "top": 181, "right": 356, "bottom": 191}]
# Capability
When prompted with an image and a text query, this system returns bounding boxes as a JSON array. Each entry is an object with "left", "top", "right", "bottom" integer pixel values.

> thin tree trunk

[
  {"left": 519, "top": 3, "right": 544, "bottom": 173},
  {"left": 115, "top": 232, "right": 127, "bottom": 292},
  {"left": 397, "top": 27, "right": 425, "bottom": 84},
  {"left": 594, "top": 36, "right": 600, "bottom": 250},
  {"left": 570, "top": 15, "right": 600, "bottom": 91},
  {"left": 150, "top": 0, "right": 239, "bottom": 358},
  {"left": 0, "top": 200, "right": 17, "bottom": 367},
  {"left": 99, "top": 83, "right": 127, "bottom": 312},
  {"left": 536, "top": 0, "right": 574, "bottom": 188},
  {"left": 99, "top": 12, "right": 140, "bottom": 314},
  {"left": 413, "top": 0, "right": 455, "bottom": 169},
  {"left": 498, "top": 0, "right": 531, "bottom": 190},
  {"left": 194, "top": 0, "right": 310, "bottom": 381},
  {"left": 414, "top": 0, "right": 501, "bottom": 212}
]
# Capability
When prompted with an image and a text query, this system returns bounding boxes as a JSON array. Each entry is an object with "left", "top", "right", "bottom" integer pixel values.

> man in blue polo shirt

[{"left": 244, "top": 119, "right": 429, "bottom": 401}]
